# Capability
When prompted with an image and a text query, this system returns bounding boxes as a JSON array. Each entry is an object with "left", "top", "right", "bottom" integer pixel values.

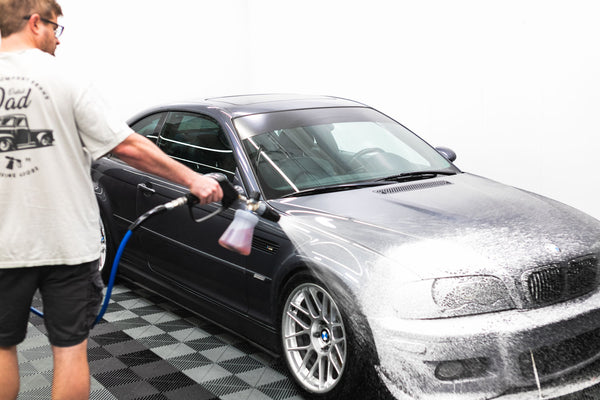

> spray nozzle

[{"left": 243, "top": 191, "right": 261, "bottom": 212}]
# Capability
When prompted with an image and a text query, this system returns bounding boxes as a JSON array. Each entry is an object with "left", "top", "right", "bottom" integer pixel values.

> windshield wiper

[
  {"left": 281, "top": 181, "right": 391, "bottom": 198},
  {"left": 280, "top": 170, "right": 458, "bottom": 198},
  {"left": 376, "top": 170, "right": 458, "bottom": 182}
]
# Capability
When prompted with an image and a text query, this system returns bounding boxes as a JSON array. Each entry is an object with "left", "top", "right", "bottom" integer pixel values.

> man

[{"left": 0, "top": 1, "right": 223, "bottom": 399}]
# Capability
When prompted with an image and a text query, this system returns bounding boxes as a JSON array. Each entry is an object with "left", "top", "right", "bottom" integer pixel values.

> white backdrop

[{"left": 54, "top": 0, "right": 600, "bottom": 219}]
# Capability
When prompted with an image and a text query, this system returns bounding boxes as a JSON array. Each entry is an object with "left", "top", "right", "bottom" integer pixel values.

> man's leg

[
  {"left": 0, "top": 345, "right": 19, "bottom": 400},
  {"left": 40, "top": 261, "right": 101, "bottom": 400},
  {"left": 51, "top": 340, "right": 90, "bottom": 400},
  {"left": 0, "top": 268, "right": 37, "bottom": 400}
]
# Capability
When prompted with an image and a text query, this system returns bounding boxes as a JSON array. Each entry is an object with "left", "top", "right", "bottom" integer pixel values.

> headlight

[{"left": 393, "top": 275, "right": 515, "bottom": 319}]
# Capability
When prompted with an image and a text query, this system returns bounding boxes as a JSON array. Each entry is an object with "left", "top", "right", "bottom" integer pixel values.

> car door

[
  {"left": 14, "top": 116, "right": 31, "bottom": 147},
  {"left": 94, "top": 112, "right": 169, "bottom": 265},
  {"left": 135, "top": 111, "right": 247, "bottom": 312}
]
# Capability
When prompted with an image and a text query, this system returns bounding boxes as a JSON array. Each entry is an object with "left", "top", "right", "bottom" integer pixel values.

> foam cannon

[{"left": 186, "top": 173, "right": 280, "bottom": 255}]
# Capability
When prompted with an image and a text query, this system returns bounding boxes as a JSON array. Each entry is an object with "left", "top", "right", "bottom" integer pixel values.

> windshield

[{"left": 235, "top": 107, "right": 456, "bottom": 199}]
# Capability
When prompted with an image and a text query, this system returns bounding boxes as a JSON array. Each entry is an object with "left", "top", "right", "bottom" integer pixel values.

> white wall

[{"left": 56, "top": 0, "right": 600, "bottom": 218}]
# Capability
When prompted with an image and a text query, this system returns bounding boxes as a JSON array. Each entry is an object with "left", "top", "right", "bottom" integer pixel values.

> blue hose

[
  {"left": 29, "top": 229, "right": 133, "bottom": 327},
  {"left": 30, "top": 195, "right": 192, "bottom": 324},
  {"left": 93, "top": 229, "right": 132, "bottom": 326},
  {"left": 30, "top": 305, "right": 43, "bottom": 317},
  {"left": 28, "top": 185, "right": 247, "bottom": 327}
]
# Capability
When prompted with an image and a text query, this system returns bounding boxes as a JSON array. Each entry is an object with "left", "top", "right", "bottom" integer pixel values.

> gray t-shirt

[{"left": 0, "top": 49, "right": 132, "bottom": 268}]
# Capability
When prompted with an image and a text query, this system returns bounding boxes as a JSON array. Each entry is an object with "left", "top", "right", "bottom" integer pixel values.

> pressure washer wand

[
  {"left": 127, "top": 195, "right": 190, "bottom": 231},
  {"left": 127, "top": 173, "right": 247, "bottom": 229}
]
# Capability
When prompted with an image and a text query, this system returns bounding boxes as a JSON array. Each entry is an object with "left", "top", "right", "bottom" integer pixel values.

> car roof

[{"left": 133, "top": 94, "right": 368, "bottom": 121}]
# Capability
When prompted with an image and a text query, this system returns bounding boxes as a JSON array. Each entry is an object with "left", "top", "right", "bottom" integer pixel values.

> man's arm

[{"left": 110, "top": 133, "right": 223, "bottom": 205}]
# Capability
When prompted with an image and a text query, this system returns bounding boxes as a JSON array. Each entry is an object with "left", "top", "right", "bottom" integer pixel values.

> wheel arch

[
  {"left": 276, "top": 263, "right": 387, "bottom": 399},
  {"left": 35, "top": 131, "right": 53, "bottom": 145},
  {"left": 94, "top": 179, "right": 120, "bottom": 282}
]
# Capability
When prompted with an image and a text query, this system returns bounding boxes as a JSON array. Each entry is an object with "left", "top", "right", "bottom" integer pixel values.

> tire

[
  {"left": 0, "top": 139, "right": 13, "bottom": 152},
  {"left": 279, "top": 272, "right": 393, "bottom": 399},
  {"left": 98, "top": 214, "right": 116, "bottom": 284},
  {"left": 39, "top": 135, "right": 52, "bottom": 146}
]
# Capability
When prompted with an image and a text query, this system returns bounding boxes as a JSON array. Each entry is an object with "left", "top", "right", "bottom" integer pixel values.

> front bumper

[{"left": 371, "top": 289, "right": 600, "bottom": 399}]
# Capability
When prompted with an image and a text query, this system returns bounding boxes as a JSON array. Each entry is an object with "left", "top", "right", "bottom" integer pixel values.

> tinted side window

[
  {"left": 130, "top": 113, "right": 166, "bottom": 144},
  {"left": 158, "top": 112, "right": 235, "bottom": 177}
]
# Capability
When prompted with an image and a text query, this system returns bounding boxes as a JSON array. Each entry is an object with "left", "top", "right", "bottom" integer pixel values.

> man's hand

[{"left": 189, "top": 174, "right": 223, "bottom": 205}]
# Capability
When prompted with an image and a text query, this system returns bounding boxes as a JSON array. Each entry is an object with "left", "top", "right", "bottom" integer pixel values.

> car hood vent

[
  {"left": 252, "top": 236, "right": 280, "bottom": 254},
  {"left": 375, "top": 180, "right": 452, "bottom": 195}
]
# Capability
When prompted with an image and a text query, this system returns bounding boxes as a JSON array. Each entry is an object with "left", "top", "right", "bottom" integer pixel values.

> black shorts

[{"left": 0, "top": 260, "right": 103, "bottom": 347}]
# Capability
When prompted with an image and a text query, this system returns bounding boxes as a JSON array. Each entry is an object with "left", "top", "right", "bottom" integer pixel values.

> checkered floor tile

[
  {"left": 18, "top": 282, "right": 305, "bottom": 400},
  {"left": 17, "top": 282, "right": 600, "bottom": 400}
]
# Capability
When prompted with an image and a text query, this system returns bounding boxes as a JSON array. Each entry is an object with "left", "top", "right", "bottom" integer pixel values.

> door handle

[{"left": 137, "top": 183, "right": 155, "bottom": 195}]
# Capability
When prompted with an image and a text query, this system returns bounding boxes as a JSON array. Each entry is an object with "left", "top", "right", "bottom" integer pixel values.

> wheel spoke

[
  {"left": 304, "top": 287, "right": 322, "bottom": 319},
  {"left": 306, "top": 353, "right": 320, "bottom": 379},
  {"left": 331, "top": 336, "right": 345, "bottom": 346},
  {"left": 284, "top": 329, "right": 309, "bottom": 340},
  {"left": 322, "top": 296, "right": 331, "bottom": 323},
  {"left": 330, "top": 345, "right": 344, "bottom": 375},
  {"left": 319, "top": 355, "right": 326, "bottom": 388},
  {"left": 286, "top": 310, "right": 310, "bottom": 330},
  {"left": 287, "top": 343, "right": 312, "bottom": 352},
  {"left": 290, "top": 300, "right": 310, "bottom": 317},
  {"left": 297, "top": 349, "right": 315, "bottom": 373}
]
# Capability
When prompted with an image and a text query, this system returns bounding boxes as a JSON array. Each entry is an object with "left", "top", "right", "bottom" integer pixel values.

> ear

[{"left": 26, "top": 14, "right": 43, "bottom": 36}]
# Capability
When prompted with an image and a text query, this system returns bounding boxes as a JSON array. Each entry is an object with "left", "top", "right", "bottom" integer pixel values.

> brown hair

[{"left": 0, "top": 0, "right": 63, "bottom": 38}]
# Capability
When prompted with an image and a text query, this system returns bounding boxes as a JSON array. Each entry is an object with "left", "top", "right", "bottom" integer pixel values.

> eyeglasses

[{"left": 23, "top": 15, "right": 64, "bottom": 38}]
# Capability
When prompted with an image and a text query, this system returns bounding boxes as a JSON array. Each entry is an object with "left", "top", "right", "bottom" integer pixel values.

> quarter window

[{"left": 130, "top": 113, "right": 166, "bottom": 144}]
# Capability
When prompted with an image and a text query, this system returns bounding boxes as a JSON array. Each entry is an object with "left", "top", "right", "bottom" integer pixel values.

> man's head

[{"left": 0, "top": 0, "right": 63, "bottom": 55}]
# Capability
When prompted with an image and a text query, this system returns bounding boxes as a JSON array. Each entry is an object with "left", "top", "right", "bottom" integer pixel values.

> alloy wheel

[{"left": 282, "top": 282, "right": 347, "bottom": 394}]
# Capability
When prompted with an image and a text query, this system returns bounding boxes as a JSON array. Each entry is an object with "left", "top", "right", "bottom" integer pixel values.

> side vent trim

[{"left": 252, "top": 236, "right": 280, "bottom": 254}]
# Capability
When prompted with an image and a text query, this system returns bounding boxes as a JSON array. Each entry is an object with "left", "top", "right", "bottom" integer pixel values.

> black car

[{"left": 93, "top": 94, "right": 600, "bottom": 400}]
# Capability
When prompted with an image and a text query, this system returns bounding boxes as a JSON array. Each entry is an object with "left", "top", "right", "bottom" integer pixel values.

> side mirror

[{"left": 435, "top": 146, "right": 457, "bottom": 162}]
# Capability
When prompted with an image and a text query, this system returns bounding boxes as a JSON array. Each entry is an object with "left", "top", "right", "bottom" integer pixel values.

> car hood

[{"left": 270, "top": 173, "right": 600, "bottom": 280}]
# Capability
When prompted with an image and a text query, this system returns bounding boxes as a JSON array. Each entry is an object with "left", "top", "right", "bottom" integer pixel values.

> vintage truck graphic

[{"left": 0, "top": 114, "right": 53, "bottom": 152}]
